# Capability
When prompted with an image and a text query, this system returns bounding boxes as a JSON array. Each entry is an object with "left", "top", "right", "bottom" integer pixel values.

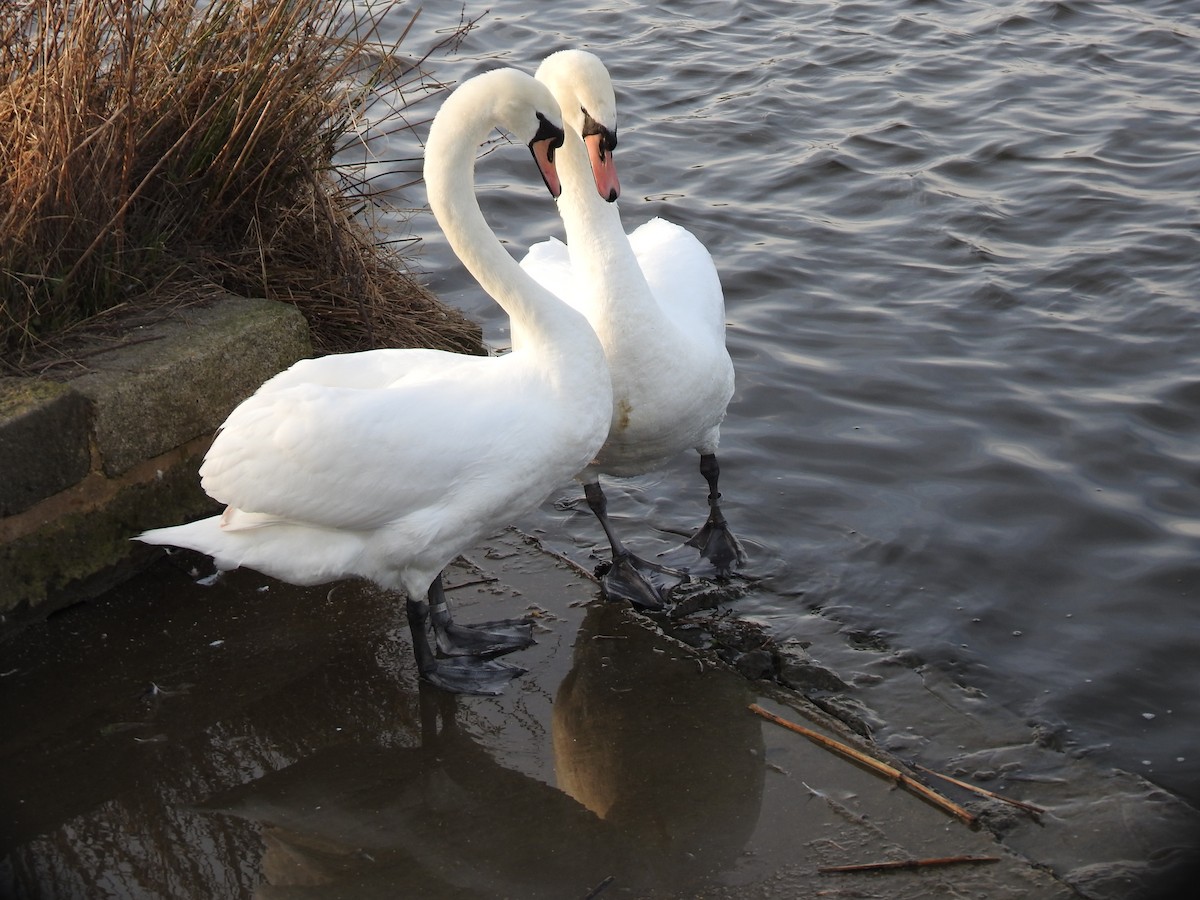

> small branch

[
  {"left": 582, "top": 874, "right": 615, "bottom": 899},
  {"left": 819, "top": 855, "right": 1001, "bottom": 874},
  {"left": 442, "top": 576, "right": 500, "bottom": 592},
  {"left": 912, "top": 763, "right": 1047, "bottom": 817},
  {"left": 748, "top": 704, "right": 976, "bottom": 827}
]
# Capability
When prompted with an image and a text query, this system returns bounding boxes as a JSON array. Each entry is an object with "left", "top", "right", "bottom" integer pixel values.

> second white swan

[{"left": 520, "top": 50, "right": 744, "bottom": 608}]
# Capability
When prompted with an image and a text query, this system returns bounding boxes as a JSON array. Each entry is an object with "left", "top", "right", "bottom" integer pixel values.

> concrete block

[
  {"left": 71, "top": 297, "right": 312, "bottom": 477},
  {"left": 0, "top": 442, "right": 219, "bottom": 621},
  {"left": 0, "top": 296, "right": 314, "bottom": 625},
  {"left": 0, "top": 379, "right": 92, "bottom": 516}
]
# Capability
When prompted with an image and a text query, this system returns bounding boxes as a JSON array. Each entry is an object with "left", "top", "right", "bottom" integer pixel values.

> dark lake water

[{"left": 389, "top": 0, "right": 1200, "bottom": 805}]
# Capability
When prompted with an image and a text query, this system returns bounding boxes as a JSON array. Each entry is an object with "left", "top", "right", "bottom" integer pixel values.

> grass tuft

[{"left": 1, "top": 0, "right": 483, "bottom": 375}]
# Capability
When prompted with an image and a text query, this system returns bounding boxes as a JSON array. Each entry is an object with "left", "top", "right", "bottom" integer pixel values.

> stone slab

[
  {"left": 0, "top": 441, "right": 218, "bottom": 624},
  {"left": 70, "top": 297, "right": 311, "bottom": 477},
  {"left": 0, "top": 297, "right": 313, "bottom": 625},
  {"left": 0, "top": 380, "right": 91, "bottom": 517}
]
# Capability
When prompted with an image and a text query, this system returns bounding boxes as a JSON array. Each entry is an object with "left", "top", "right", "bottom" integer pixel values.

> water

[{"left": 388, "top": 0, "right": 1200, "bottom": 804}]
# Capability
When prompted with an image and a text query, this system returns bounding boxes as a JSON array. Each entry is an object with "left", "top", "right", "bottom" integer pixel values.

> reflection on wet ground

[
  {"left": 197, "top": 606, "right": 768, "bottom": 898},
  {"left": 553, "top": 602, "right": 765, "bottom": 881},
  {"left": 0, "top": 530, "right": 1176, "bottom": 898},
  {"left": 2, "top": 533, "right": 766, "bottom": 897}
]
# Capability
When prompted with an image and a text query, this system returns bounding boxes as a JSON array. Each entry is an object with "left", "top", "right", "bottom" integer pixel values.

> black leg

[
  {"left": 427, "top": 573, "right": 534, "bottom": 658},
  {"left": 685, "top": 452, "right": 746, "bottom": 577},
  {"left": 584, "top": 481, "right": 686, "bottom": 610},
  {"left": 584, "top": 480, "right": 630, "bottom": 559},
  {"left": 406, "top": 593, "right": 440, "bottom": 678},
  {"left": 406, "top": 589, "right": 526, "bottom": 696}
]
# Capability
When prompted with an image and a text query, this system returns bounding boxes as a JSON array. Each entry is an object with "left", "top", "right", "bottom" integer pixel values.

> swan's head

[
  {"left": 430, "top": 68, "right": 567, "bottom": 199},
  {"left": 536, "top": 50, "right": 621, "bottom": 203},
  {"left": 490, "top": 68, "right": 568, "bottom": 199}
]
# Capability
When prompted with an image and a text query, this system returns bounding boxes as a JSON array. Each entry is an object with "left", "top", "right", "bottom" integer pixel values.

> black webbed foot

[
  {"left": 686, "top": 513, "right": 747, "bottom": 578},
  {"left": 427, "top": 574, "right": 534, "bottom": 658},
  {"left": 420, "top": 657, "right": 527, "bottom": 696},
  {"left": 583, "top": 480, "right": 688, "bottom": 609},
  {"left": 687, "top": 452, "right": 746, "bottom": 578},
  {"left": 407, "top": 578, "right": 531, "bottom": 696},
  {"left": 598, "top": 551, "right": 688, "bottom": 611},
  {"left": 434, "top": 618, "right": 535, "bottom": 659}
]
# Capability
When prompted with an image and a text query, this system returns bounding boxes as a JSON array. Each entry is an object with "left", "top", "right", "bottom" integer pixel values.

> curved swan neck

[
  {"left": 424, "top": 77, "right": 589, "bottom": 351},
  {"left": 554, "top": 126, "right": 666, "bottom": 324},
  {"left": 555, "top": 128, "right": 630, "bottom": 253}
]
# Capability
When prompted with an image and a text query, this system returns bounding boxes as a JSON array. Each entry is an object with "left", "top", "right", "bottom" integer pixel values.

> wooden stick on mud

[
  {"left": 443, "top": 576, "right": 500, "bottom": 592},
  {"left": 748, "top": 703, "right": 977, "bottom": 826},
  {"left": 818, "top": 855, "right": 1001, "bottom": 874},
  {"left": 582, "top": 874, "right": 615, "bottom": 899},
  {"left": 912, "top": 763, "right": 1047, "bottom": 817}
]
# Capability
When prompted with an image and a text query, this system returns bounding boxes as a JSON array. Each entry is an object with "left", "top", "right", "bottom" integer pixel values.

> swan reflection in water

[
  {"left": 205, "top": 689, "right": 628, "bottom": 899},
  {"left": 203, "top": 605, "right": 764, "bottom": 898},
  {"left": 553, "top": 602, "right": 766, "bottom": 883}
]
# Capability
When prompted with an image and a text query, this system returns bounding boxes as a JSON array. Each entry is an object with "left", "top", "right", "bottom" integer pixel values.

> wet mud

[{"left": 1, "top": 530, "right": 1196, "bottom": 898}]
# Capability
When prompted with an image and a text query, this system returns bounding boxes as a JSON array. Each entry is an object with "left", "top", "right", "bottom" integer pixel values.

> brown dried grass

[{"left": 0, "top": 0, "right": 483, "bottom": 376}]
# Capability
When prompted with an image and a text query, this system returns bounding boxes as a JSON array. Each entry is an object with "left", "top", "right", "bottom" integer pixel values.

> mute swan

[
  {"left": 137, "top": 68, "right": 614, "bottom": 695},
  {"left": 520, "top": 50, "right": 744, "bottom": 608}
]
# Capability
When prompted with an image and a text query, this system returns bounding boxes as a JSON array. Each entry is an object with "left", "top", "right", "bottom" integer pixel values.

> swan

[
  {"left": 137, "top": 68, "right": 614, "bottom": 695},
  {"left": 519, "top": 50, "right": 744, "bottom": 608}
]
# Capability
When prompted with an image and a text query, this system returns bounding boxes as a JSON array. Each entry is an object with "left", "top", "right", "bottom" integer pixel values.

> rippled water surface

[{"left": 384, "top": 0, "right": 1200, "bottom": 804}]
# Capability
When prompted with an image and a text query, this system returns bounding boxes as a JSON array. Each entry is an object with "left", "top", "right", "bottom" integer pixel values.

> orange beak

[
  {"left": 530, "top": 135, "right": 563, "bottom": 199},
  {"left": 584, "top": 132, "right": 620, "bottom": 202}
]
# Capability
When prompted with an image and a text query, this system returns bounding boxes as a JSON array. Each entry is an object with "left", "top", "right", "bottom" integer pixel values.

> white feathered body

[
  {"left": 522, "top": 190, "right": 733, "bottom": 479},
  {"left": 518, "top": 51, "right": 732, "bottom": 481},
  {"left": 140, "top": 346, "right": 608, "bottom": 597}
]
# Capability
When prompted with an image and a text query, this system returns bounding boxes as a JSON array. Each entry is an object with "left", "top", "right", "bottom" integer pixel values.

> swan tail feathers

[
  {"left": 136, "top": 513, "right": 367, "bottom": 586},
  {"left": 136, "top": 515, "right": 229, "bottom": 558}
]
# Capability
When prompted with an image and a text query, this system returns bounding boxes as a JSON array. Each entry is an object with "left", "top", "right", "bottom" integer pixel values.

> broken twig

[
  {"left": 819, "top": 855, "right": 1000, "bottom": 874},
  {"left": 582, "top": 874, "right": 615, "bottom": 899},
  {"left": 912, "top": 763, "right": 1046, "bottom": 817},
  {"left": 748, "top": 703, "right": 977, "bottom": 826}
]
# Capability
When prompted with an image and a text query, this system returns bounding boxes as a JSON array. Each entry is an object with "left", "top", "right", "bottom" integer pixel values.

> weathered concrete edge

[{"left": 0, "top": 296, "right": 313, "bottom": 631}]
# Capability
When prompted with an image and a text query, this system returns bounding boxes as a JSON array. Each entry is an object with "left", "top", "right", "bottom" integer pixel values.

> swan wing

[
  {"left": 519, "top": 236, "right": 578, "bottom": 307},
  {"left": 200, "top": 355, "right": 566, "bottom": 532},
  {"left": 629, "top": 217, "right": 728, "bottom": 344}
]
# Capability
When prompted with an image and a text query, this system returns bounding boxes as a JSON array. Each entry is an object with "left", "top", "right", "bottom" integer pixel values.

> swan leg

[
  {"left": 685, "top": 453, "right": 747, "bottom": 577},
  {"left": 584, "top": 481, "right": 687, "bottom": 610},
  {"left": 406, "top": 593, "right": 526, "bottom": 696},
  {"left": 428, "top": 574, "right": 535, "bottom": 658}
]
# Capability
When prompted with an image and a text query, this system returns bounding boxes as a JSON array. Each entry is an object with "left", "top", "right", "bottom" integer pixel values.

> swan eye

[
  {"left": 581, "top": 109, "right": 618, "bottom": 157},
  {"left": 532, "top": 112, "right": 565, "bottom": 160}
]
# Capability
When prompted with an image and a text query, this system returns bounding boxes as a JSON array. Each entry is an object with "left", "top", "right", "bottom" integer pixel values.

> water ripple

[{"left": 394, "top": 0, "right": 1200, "bottom": 803}]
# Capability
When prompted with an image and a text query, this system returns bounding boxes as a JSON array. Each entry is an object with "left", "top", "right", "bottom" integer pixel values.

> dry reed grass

[{"left": 0, "top": 0, "right": 483, "bottom": 375}]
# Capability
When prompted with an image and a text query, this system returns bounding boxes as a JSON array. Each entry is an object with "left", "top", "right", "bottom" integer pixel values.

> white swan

[
  {"left": 137, "top": 68, "right": 614, "bottom": 695},
  {"left": 519, "top": 50, "right": 743, "bottom": 608}
]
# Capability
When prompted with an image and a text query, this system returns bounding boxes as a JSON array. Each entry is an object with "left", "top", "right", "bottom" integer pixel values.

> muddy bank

[{"left": 1, "top": 529, "right": 1197, "bottom": 898}]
